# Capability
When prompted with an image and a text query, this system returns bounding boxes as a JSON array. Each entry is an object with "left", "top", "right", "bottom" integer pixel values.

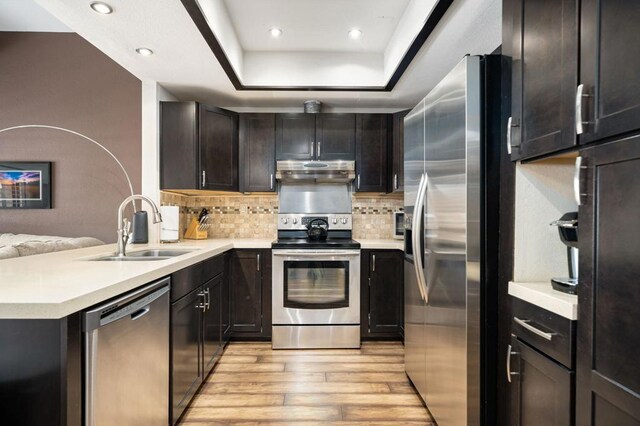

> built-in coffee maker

[{"left": 550, "top": 212, "right": 579, "bottom": 294}]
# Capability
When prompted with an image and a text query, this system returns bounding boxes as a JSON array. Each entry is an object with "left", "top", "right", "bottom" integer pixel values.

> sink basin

[{"left": 89, "top": 249, "right": 195, "bottom": 261}]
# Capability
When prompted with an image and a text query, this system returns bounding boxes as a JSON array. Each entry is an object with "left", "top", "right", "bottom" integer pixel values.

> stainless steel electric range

[{"left": 271, "top": 167, "right": 361, "bottom": 349}]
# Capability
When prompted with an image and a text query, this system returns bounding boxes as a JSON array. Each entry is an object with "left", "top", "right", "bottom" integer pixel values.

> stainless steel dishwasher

[{"left": 84, "top": 277, "right": 170, "bottom": 425}]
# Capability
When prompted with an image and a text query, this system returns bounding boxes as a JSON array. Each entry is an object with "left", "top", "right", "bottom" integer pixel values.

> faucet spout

[{"left": 116, "top": 195, "right": 163, "bottom": 257}]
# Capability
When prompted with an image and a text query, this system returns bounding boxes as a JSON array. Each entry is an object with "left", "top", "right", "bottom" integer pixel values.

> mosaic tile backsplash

[{"left": 160, "top": 191, "right": 403, "bottom": 240}]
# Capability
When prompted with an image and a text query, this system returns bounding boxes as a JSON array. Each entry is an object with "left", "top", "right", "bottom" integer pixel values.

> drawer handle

[
  {"left": 506, "top": 344, "right": 519, "bottom": 383},
  {"left": 514, "top": 317, "right": 556, "bottom": 341}
]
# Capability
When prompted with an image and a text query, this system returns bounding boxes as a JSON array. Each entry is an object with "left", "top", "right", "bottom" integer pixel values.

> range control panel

[{"left": 277, "top": 214, "right": 352, "bottom": 231}]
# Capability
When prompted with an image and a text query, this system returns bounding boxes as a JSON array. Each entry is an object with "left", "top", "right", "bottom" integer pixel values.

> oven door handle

[{"left": 272, "top": 250, "right": 360, "bottom": 257}]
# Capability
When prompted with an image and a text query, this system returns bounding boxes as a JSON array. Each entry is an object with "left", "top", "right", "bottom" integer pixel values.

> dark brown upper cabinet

[
  {"left": 239, "top": 113, "right": 276, "bottom": 192},
  {"left": 576, "top": 136, "right": 640, "bottom": 426},
  {"left": 578, "top": 1, "right": 640, "bottom": 144},
  {"left": 390, "top": 110, "right": 410, "bottom": 192},
  {"left": 160, "top": 102, "right": 238, "bottom": 191},
  {"left": 355, "top": 114, "right": 390, "bottom": 192},
  {"left": 275, "top": 113, "right": 356, "bottom": 161},
  {"left": 275, "top": 113, "right": 316, "bottom": 160},
  {"left": 507, "top": 0, "right": 578, "bottom": 161},
  {"left": 315, "top": 113, "right": 356, "bottom": 160}
]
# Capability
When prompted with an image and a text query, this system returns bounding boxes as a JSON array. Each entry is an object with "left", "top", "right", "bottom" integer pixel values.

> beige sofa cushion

[{"left": 0, "top": 246, "right": 20, "bottom": 260}]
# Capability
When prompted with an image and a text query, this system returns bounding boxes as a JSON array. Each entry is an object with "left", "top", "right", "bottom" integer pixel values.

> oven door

[{"left": 272, "top": 250, "right": 360, "bottom": 325}]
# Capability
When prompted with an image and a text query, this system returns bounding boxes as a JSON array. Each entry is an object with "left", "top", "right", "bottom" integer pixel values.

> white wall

[
  {"left": 513, "top": 159, "right": 579, "bottom": 282},
  {"left": 141, "top": 81, "right": 177, "bottom": 242}
]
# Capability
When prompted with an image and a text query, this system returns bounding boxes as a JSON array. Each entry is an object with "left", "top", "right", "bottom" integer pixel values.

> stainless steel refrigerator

[{"left": 404, "top": 55, "right": 500, "bottom": 426}]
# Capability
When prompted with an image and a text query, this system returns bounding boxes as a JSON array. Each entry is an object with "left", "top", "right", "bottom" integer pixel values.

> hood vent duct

[{"left": 276, "top": 160, "right": 355, "bottom": 183}]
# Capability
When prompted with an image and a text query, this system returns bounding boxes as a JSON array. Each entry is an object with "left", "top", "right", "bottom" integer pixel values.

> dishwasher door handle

[{"left": 131, "top": 307, "right": 150, "bottom": 321}]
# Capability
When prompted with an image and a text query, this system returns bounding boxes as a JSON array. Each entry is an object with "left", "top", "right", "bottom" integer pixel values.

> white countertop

[
  {"left": 0, "top": 238, "right": 403, "bottom": 320},
  {"left": 508, "top": 281, "right": 578, "bottom": 320},
  {"left": 0, "top": 239, "right": 272, "bottom": 320},
  {"left": 357, "top": 239, "right": 404, "bottom": 250}
]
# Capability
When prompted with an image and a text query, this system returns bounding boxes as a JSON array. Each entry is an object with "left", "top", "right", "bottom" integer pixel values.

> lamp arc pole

[{"left": 0, "top": 124, "right": 136, "bottom": 210}]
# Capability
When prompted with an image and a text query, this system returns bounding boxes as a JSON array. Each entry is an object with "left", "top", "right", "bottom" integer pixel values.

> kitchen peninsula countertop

[
  {"left": 0, "top": 239, "right": 272, "bottom": 320},
  {"left": 0, "top": 238, "right": 404, "bottom": 319}
]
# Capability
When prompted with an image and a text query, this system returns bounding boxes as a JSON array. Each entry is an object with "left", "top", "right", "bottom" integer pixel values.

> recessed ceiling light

[
  {"left": 136, "top": 47, "right": 154, "bottom": 56},
  {"left": 269, "top": 28, "right": 283, "bottom": 38},
  {"left": 348, "top": 29, "right": 362, "bottom": 39},
  {"left": 90, "top": 2, "right": 113, "bottom": 14}
]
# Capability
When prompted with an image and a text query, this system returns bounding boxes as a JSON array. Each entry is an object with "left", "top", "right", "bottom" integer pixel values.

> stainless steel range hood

[{"left": 276, "top": 160, "right": 355, "bottom": 183}]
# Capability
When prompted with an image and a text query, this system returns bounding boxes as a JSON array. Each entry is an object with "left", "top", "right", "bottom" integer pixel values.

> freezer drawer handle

[{"left": 514, "top": 317, "right": 556, "bottom": 341}]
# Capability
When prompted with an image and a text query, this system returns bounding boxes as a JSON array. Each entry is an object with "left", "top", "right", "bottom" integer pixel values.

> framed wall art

[{"left": 0, "top": 162, "right": 52, "bottom": 209}]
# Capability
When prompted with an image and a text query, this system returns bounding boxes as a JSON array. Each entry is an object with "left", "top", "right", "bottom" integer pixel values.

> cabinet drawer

[
  {"left": 171, "top": 261, "right": 204, "bottom": 303},
  {"left": 512, "top": 298, "right": 575, "bottom": 369},
  {"left": 202, "top": 254, "right": 224, "bottom": 282}
]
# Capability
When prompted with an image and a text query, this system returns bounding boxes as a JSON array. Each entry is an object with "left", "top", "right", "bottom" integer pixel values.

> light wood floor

[{"left": 179, "top": 341, "right": 435, "bottom": 425}]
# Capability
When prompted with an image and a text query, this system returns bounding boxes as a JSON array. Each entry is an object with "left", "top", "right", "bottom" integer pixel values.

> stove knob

[
  {"left": 341, "top": 218, "right": 348, "bottom": 224},
  {"left": 292, "top": 218, "right": 298, "bottom": 224},
  {"left": 332, "top": 218, "right": 338, "bottom": 224},
  {"left": 282, "top": 217, "right": 289, "bottom": 224}
]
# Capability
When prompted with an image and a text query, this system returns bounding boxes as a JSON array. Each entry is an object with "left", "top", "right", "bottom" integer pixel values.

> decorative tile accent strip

[{"left": 160, "top": 191, "right": 403, "bottom": 240}]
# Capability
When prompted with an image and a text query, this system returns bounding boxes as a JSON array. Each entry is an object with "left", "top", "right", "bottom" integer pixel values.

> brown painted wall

[{"left": 0, "top": 32, "right": 141, "bottom": 243}]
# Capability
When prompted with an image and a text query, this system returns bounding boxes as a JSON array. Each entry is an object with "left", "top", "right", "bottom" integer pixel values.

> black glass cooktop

[{"left": 272, "top": 238, "right": 361, "bottom": 250}]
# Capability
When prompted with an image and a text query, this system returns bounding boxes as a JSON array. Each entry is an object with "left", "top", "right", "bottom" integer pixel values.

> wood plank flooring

[{"left": 179, "top": 342, "right": 434, "bottom": 425}]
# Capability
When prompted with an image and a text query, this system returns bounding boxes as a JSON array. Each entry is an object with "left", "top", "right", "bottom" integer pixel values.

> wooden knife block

[{"left": 184, "top": 218, "right": 208, "bottom": 240}]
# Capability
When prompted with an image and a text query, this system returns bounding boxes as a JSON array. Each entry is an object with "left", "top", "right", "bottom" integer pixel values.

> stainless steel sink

[{"left": 89, "top": 249, "right": 195, "bottom": 261}]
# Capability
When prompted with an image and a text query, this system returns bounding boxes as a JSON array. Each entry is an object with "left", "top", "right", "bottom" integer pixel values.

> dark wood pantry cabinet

[
  {"left": 361, "top": 249, "right": 404, "bottom": 340},
  {"left": 160, "top": 101, "right": 238, "bottom": 191},
  {"left": 239, "top": 113, "right": 276, "bottom": 192},
  {"left": 576, "top": 136, "right": 640, "bottom": 426},
  {"left": 275, "top": 113, "right": 356, "bottom": 161},
  {"left": 355, "top": 114, "right": 390, "bottom": 192},
  {"left": 229, "top": 249, "right": 272, "bottom": 339},
  {"left": 578, "top": 1, "right": 640, "bottom": 144},
  {"left": 507, "top": 0, "right": 578, "bottom": 160}
]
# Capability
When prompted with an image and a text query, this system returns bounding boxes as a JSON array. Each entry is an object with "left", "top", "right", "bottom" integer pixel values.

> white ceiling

[
  {"left": 0, "top": 0, "right": 70, "bottom": 32},
  {"left": 221, "top": 0, "right": 410, "bottom": 53},
  {"left": 3, "top": 0, "right": 502, "bottom": 111}
]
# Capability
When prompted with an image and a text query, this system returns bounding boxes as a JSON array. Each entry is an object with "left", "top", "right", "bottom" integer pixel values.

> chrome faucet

[{"left": 116, "top": 195, "right": 163, "bottom": 257}]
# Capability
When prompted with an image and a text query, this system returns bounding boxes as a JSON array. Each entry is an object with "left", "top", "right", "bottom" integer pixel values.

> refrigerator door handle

[{"left": 412, "top": 173, "right": 429, "bottom": 301}]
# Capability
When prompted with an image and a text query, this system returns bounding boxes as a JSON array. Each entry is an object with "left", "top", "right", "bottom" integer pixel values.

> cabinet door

[
  {"left": 239, "top": 113, "right": 276, "bottom": 192},
  {"left": 509, "top": 0, "right": 577, "bottom": 160},
  {"left": 368, "top": 251, "right": 403, "bottom": 335},
  {"left": 315, "top": 114, "right": 355, "bottom": 160},
  {"left": 170, "top": 289, "right": 204, "bottom": 424},
  {"left": 202, "top": 276, "right": 222, "bottom": 374},
  {"left": 199, "top": 105, "right": 238, "bottom": 191},
  {"left": 355, "top": 114, "right": 389, "bottom": 192},
  {"left": 577, "top": 137, "right": 640, "bottom": 425},
  {"left": 510, "top": 337, "right": 573, "bottom": 426},
  {"left": 229, "top": 250, "right": 263, "bottom": 334},
  {"left": 275, "top": 113, "right": 316, "bottom": 160},
  {"left": 160, "top": 101, "right": 198, "bottom": 189},
  {"left": 579, "top": 1, "right": 640, "bottom": 144},
  {"left": 391, "top": 110, "right": 409, "bottom": 192}
]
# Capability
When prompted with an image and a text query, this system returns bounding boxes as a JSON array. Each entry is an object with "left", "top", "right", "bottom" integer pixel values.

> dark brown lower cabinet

[
  {"left": 577, "top": 136, "right": 640, "bottom": 425},
  {"left": 170, "top": 255, "right": 227, "bottom": 425},
  {"left": 361, "top": 249, "right": 403, "bottom": 340},
  {"left": 229, "top": 249, "right": 272, "bottom": 339},
  {"left": 509, "top": 336, "right": 574, "bottom": 426}
]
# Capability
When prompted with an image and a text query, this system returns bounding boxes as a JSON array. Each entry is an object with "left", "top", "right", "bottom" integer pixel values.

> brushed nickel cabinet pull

[
  {"left": 201, "top": 170, "right": 206, "bottom": 187},
  {"left": 372, "top": 254, "right": 376, "bottom": 272},
  {"left": 257, "top": 253, "right": 261, "bottom": 272},
  {"left": 507, "top": 344, "right": 520, "bottom": 383},
  {"left": 514, "top": 317, "right": 555, "bottom": 341}
]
